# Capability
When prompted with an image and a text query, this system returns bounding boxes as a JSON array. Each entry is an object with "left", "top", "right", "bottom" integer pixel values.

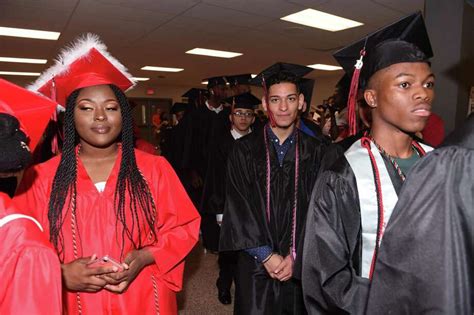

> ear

[
  {"left": 250, "top": 114, "right": 255, "bottom": 125},
  {"left": 229, "top": 113, "right": 233, "bottom": 124},
  {"left": 298, "top": 93, "right": 305, "bottom": 111},
  {"left": 364, "top": 89, "right": 377, "bottom": 109}
]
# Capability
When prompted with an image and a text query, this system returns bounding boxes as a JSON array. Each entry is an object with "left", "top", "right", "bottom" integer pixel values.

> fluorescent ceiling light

[
  {"left": 251, "top": 74, "right": 257, "bottom": 78},
  {"left": 141, "top": 66, "right": 183, "bottom": 72},
  {"left": 132, "top": 77, "right": 150, "bottom": 81},
  {"left": 0, "top": 71, "right": 40, "bottom": 76},
  {"left": 0, "top": 26, "right": 60, "bottom": 40},
  {"left": 307, "top": 64, "right": 342, "bottom": 71},
  {"left": 281, "top": 9, "right": 363, "bottom": 32},
  {"left": 186, "top": 48, "right": 242, "bottom": 59},
  {"left": 0, "top": 57, "right": 47, "bottom": 64},
  {"left": 201, "top": 81, "right": 208, "bottom": 85}
]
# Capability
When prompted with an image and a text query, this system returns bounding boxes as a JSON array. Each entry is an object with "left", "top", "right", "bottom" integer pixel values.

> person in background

[
  {"left": 15, "top": 33, "right": 200, "bottom": 314},
  {"left": 0, "top": 78, "right": 62, "bottom": 314},
  {"left": 207, "top": 92, "right": 259, "bottom": 305},
  {"left": 220, "top": 66, "right": 326, "bottom": 314},
  {"left": 302, "top": 12, "right": 435, "bottom": 314}
]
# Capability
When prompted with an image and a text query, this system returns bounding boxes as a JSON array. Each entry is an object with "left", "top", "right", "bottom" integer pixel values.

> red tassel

[
  {"left": 262, "top": 76, "right": 276, "bottom": 128},
  {"left": 347, "top": 49, "right": 366, "bottom": 136}
]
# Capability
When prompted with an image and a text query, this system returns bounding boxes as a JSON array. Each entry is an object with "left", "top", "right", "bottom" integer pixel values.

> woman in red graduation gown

[{"left": 15, "top": 34, "right": 200, "bottom": 314}]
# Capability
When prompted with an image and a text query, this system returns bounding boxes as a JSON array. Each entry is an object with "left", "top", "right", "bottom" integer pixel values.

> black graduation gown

[
  {"left": 365, "top": 116, "right": 474, "bottom": 315},
  {"left": 181, "top": 105, "right": 231, "bottom": 189},
  {"left": 220, "top": 127, "right": 325, "bottom": 315},
  {"left": 202, "top": 129, "right": 235, "bottom": 214},
  {"left": 301, "top": 149, "right": 406, "bottom": 315}
]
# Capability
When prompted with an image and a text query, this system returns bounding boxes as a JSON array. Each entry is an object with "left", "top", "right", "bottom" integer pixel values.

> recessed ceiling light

[
  {"left": 307, "top": 64, "right": 343, "bottom": 71},
  {"left": 201, "top": 81, "right": 208, "bottom": 85},
  {"left": 0, "top": 26, "right": 60, "bottom": 40},
  {"left": 186, "top": 48, "right": 242, "bottom": 59},
  {"left": 251, "top": 74, "right": 257, "bottom": 78},
  {"left": 0, "top": 71, "right": 41, "bottom": 76},
  {"left": 281, "top": 9, "right": 363, "bottom": 32},
  {"left": 132, "top": 77, "right": 150, "bottom": 81},
  {"left": 141, "top": 66, "right": 184, "bottom": 72},
  {"left": 0, "top": 57, "right": 47, "bottom": 64}
]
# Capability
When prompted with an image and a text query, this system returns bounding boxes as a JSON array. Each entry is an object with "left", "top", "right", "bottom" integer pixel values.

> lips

[
  {"left": 412, "top": 104, "right": 431, "bottom": 117},
  {"left": 91, "top": 125, "right": 111, "bottom": 134}
]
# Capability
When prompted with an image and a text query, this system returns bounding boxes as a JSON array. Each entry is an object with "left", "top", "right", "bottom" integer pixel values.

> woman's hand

[
  {"left": 103, "top": 249, "right": 155, "bottom": 294},
  {"left": 61, "top": 255, "right": 119, "bottom": 292}
]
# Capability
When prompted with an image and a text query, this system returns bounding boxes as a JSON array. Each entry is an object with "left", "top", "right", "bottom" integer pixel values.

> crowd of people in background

[{"left": 0, "top": 10, "right": 472, "bottom": 315}]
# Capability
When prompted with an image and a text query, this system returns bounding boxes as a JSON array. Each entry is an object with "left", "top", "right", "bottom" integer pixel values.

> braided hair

[{"left": 48, "top": 84, "right": 157, "bottom": 260}]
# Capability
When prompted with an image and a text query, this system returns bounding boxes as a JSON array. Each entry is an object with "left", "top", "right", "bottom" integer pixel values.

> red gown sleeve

[
  {"left": 1, "top": 194, "right": 62, "bottom": 315},
  {"left": 146, "top": 157, "right": 201, "bottom": 291}
]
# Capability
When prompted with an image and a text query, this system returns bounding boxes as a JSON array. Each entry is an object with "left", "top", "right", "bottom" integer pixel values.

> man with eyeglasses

[{"left": 205, "top": 92, "right": 260, "bottom": 305}]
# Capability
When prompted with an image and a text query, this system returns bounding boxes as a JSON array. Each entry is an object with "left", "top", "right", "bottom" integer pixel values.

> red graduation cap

[
  {"left": 0, "top": 78, "right": 57, "bottom": 151},
  {"left": 28, "top": 33, "right": 136, "bottom": 107}
]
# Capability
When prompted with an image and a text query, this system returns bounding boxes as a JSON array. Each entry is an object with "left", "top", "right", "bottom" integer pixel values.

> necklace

[
  {"left": 368, "top": 134, "right": 421, "bottom": 181},
  {"left": 264, "top": 125, "right": 299, "bottom": 259}
]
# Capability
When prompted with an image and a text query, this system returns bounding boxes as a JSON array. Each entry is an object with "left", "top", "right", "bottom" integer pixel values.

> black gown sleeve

[
  {"left": 219, "top": 140, "right": 269, "bottom": 251},
  {"left": 302, "top": 167, "right": 369, "bottom": 314},
  {"left": 366, "top": 146, "right": 474, "bottom": 315}
]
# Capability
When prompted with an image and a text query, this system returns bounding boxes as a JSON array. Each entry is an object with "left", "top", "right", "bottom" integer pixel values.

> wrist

[{"left": 262, "top": 253, "right": 273, "bottom": 264}]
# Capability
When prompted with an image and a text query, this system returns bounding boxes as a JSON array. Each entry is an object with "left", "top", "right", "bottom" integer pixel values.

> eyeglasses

[{"left": 232, "top": 111, "right": 254, "bottom": 118}]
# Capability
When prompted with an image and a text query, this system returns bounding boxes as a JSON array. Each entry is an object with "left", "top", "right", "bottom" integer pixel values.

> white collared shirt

[
  {"left": 206, "top": 100, "right": 223, "bottom": 114},
  {"left": 231, "top": 127, "right": 251, "bottom": 140}
]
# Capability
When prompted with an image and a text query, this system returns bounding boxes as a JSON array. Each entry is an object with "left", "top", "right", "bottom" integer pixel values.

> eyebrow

[
  {"left": 395, "top": 72, "right": 435, "bottom": 79},
  {"left": 77, "top": 98, "right": 118, "bottom": 103},
  {"left": 269, "top": 93, "right": 298, "bottom": 98}
]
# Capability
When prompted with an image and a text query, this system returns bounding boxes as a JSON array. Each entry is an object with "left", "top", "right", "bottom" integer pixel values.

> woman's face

[{"left": 74, "top": 84, "right": 122, "bottom": 149}]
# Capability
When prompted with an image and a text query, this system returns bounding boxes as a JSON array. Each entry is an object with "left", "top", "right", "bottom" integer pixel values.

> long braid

[
  {"left": 109, "top": 85, "right": 157, "bottom": 258},
  {"left": 48, "top": 90, "right": 80, "bottom": 260}
]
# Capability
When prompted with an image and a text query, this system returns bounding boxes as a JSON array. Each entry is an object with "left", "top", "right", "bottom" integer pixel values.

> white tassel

[{"left": 27, "top": 33, "right": 136, "bottom": 92}]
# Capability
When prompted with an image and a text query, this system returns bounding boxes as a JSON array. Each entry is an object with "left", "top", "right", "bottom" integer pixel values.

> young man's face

[
  {"left": 263, "top": 82, "right": 304, "bottom": 129},
  {"left": 229, "top": 108, "right": 255, "bottom": 133},
  {"left": 364, "top": 62, "right": 435, "bottom": 134}
]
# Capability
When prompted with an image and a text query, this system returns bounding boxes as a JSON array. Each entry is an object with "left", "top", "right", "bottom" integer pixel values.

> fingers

[
  {"left": 102, "top": 270, "right": 130, "bottom": 284},
  {"left": 88, "top": 265, "right": 120, "bottom": 276},
  {"left": 104, "top": 282, "right": 128, "bottom": 294}
]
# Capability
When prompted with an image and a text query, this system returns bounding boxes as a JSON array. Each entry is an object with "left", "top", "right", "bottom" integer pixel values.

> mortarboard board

[
  {"left": 205, "top": 76, "right": 228, "bottom": 89},
  {"left": 0, "top": 78, "right": 57, "bottom": 152},
  {"left": 28, "top": 33, "right": 136, "bottom": 107},
  {"left": 182, "top": 88, "right": 207, "bottom": 108},
  {"left": 226, "top": 74, "right": 252, "bottom": 86},
  {"left": 250, "top": 62, "right": 313, "bottom": 86},
  {"left": 226, "top": 92, "right": 261, "bottom": 110},
  {"left": 171, "top": 102, "right": 188, "bottom": 114},
  {"left": 333, "top": 11, "right": 433, "bottom": 135}
]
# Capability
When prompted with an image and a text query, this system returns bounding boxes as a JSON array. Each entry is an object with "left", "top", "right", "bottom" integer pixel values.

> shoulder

[{"left": 134, "top": 149, "right": 175, "bottom": 177}]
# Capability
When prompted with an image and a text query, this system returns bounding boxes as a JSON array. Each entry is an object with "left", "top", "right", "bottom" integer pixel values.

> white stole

[{"left": 345, "top": 139, "right": 432, "bottom": 278}]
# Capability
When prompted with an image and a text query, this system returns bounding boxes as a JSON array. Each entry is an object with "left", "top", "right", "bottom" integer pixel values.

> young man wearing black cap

[
  {"left": 206, "top": 92, "right": 259, "bottom": 305},
  {"left": 301, "top": 12, "right": 435, "bottom": 314},
  {"left": 181, "top": 76, "right": 232, "bottom": 252},
  {"left": 220, "top": 68, "right": 326, "bottom": 314}
]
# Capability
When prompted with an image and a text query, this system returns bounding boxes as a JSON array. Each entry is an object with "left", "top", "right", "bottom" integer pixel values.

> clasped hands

[
  {"left": 262, "top": 253, "right": 293, "bottom": 282},
  {"left": 61, "top": 249, "right": 154, "bottom": 294}
]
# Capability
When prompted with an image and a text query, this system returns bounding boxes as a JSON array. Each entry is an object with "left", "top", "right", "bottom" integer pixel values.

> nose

[
  {"left": 94, "top": 108, "right": 107, "bottom": 121},
  {"left": 414, "top": 84, "right": 430, "bottom": 102},
  {"left": 279, "top": 99, "right": 289, "bottom": 112}
]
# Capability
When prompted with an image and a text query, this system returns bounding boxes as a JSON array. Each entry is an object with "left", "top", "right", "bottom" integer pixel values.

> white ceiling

[{"left": 0, "top": 0, "right": 425, "bottom": 89}]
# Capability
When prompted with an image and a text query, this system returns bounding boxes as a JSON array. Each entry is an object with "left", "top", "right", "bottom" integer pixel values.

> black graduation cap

[
  {"left": 226, "top": 74, "right": 252, "bottom": 86},
  {"left": 250, "top": 62, "right": 313, "bottom": 86},
  {"left": 333, "top": 11, "right": 433, "bottom": 88},
  {"left": 171, "top": 102, "right": 187, "bottom": 114},
  {"left": 332, "top": 11, "right": 433, "bottom": 135},
  {"left": 205, "top": 76, "right": 228, "bottom": 89},
  {"left": 226, "top": 92, "right": 261, "bottom": 110},
  {"left": 299, "top": 78, "right": 315, "bottom": 109},
  {"left": 182, "top": 88, "right": 207, "bottom": 99}
]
